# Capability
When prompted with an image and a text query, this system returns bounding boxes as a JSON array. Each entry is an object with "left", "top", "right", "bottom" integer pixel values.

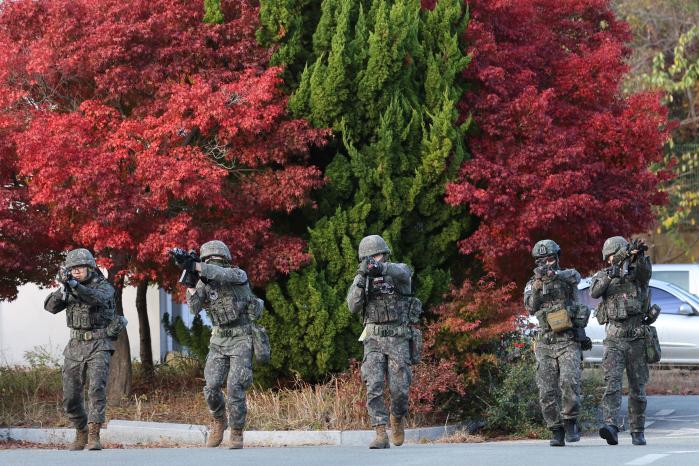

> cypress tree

[{"left": 258, "top": 0, "right": 472, "bottom": 381}]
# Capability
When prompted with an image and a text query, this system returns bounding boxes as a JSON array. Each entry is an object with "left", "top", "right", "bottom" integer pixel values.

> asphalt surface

[{"left": 2, "top": 396, "right": 698, "bottom": 466}]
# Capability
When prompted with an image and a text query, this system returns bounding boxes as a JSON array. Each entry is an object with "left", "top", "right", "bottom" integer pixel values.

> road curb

[{"left": 0, "top": 420, "right": 470, "bottom": 447}]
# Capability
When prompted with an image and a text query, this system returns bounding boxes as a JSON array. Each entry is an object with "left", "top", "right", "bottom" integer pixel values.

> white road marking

[
  {"left": 645, "top": 421, "right": 655, "bottom": 428},
  {"left": 668, "top": 450, "right": 699, "bottom": 454},
  {"left": 655, "top": 409, "right": 676, "bottom": 416},
  {"left": 666, "top": 428, "right": 699, "bottom": 437},
  {"left": 625, "top": 454, "right": 670, "bottom": 465}
]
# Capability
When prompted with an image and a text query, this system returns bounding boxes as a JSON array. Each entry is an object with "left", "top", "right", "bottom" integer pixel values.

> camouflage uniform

[
  {"left": 590, "top": 237, "right": 652, "bottom": 438},
  {"left": 44, "top": 250, "right": 116, "bottom": 432},
  {"left": 524, "top": 240, "right": 586, "bottom": 445},
  {"left": 347, "top": 235, "right": 421, "bottom": 448},
  {"left": 186, "top": 249, "right": 256, "bottom": 432}
]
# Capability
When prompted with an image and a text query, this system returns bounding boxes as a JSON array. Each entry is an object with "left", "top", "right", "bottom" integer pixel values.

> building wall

[{"left": 0, "top": 283, "right": 163, "bottom": 366}]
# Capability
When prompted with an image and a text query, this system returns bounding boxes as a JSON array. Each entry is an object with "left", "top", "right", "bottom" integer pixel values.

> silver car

[{"left": 578, "top": 278, "right": 699, "bottom": 365}]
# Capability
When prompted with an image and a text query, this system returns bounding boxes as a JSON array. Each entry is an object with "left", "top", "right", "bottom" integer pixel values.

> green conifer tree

[{"left": 258, "top": 0, "right": 471, "bottom": 381}]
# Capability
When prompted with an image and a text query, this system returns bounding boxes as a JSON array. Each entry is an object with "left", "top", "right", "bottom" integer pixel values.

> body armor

[
  {"left": 533, "top": 277, "right": 576, "bottom": 333},
  {"left": 599, "top": 278, "right": 643, "bottom": 322},
  {"left": 363, "top": 276, "right": 410, "bottom": 325},
  {"left": 65, "top": 276, "right": 113, "bottom": 330},
  {"left": 203, "top": 279, "right": 254, "bottom": 327}
]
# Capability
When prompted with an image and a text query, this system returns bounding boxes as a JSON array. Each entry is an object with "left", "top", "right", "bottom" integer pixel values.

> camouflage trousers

[
  {"left": 602, "top": 336, "right": 649, "bottom": 432},
  {"left": 534, "top": 339, "right": 582, "bottom": 429},
  {"left": 62, "top": 345, "right": 111, "bottom": 429},
  {"left": 361, "top": 336, "right": 412, "bottom": 426},
  {"left": 204, "top": 335, "right": 253, "bottom": 429}
]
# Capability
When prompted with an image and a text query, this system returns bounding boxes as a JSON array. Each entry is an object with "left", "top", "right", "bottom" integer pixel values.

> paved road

[{"left": 2, "top": 396, "right": 698, "bottom": 466}]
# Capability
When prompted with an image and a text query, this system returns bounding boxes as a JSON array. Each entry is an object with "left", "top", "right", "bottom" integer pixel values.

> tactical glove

[
  {"left": 357, "top": 258, "right": 370, "bottom": 277},
  {"left": 606, "top": 265, "right": 621, "bottom": 279}
]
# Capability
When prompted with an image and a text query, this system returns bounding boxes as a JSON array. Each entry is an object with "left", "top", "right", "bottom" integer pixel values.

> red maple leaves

[
  {"left": 0, "top": 0, "right": 327, "bottom": 298},
  {"left": 446, "top": 0, "right": 672, "bottom": 284}
]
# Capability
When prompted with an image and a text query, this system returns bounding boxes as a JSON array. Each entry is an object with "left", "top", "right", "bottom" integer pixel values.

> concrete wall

[{"left": 0, "top": 283, "right": 162, "bottom": 366}]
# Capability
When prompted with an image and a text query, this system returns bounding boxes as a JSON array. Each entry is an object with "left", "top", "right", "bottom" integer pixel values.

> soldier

[
  {"left": 179, "top": 240, "right": 261, "bottom": 450},
  {"left": 524, "top": 240, "right": 590, "bottom": 447},
  {"left": 44, "top": 248, "right": 123, "bottom": 451},
  {"left": 346, "top": 235, "right": 422, "bottom": 449},
  {"left": 591, "top": 236, "right": 652, "bottom": 446}
]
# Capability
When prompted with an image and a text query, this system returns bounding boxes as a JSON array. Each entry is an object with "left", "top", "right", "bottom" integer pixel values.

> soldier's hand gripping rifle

[{"left": 169, "top": 248, "right": 201, "bottom": 288}]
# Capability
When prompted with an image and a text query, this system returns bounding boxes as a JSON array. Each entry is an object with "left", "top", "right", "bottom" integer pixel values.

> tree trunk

[
  {"left": 107, "top": 274, "right": 132, "bottom": 402},
  {"left": 136, "top": 280, "right": 154, "bottom": 381}
]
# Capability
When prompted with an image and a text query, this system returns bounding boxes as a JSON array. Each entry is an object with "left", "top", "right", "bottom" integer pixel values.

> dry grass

[
  {"left": 0, "top": 357, "right": 435, "bottom": 430},
  {"left": 582, "top": 366, "right": 699, "bottom": 396},
  {"left": 434, "top": 429, "right": 486, "bottom": 443}
]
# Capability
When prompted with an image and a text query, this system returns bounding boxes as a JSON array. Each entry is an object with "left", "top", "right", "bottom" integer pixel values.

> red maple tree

[
  {"left": 0, "top": 0, "right": 328, "bottom": 295},
  {"left": 446, "top": 0, "right": 672, "bottom": 284}
]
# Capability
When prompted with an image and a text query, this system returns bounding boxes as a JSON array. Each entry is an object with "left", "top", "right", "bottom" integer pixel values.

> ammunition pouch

[
  {"left": 407, "top": 296, "right": 423, "bottom": 324},
  {"left": 546, "top": 307, "right": 573, "bottom": 333},
  {"left": 70, "top": 328, "right": 108, "bottom": 341},
  {"left": 247, "top": 298, "right": 264, "bottom": 321},
  {"left": 209, "top": 299, "right": 249, "bottom": 326},
  {"left": 572, "top": 304, "right": 591, "bottom": 328},
  {"left": 409, "top": 327, "right": 423, "bottom": 364},
  {"left": 251, "top": 324, "right": 271, "bottom": 364},
  {"left": 606, "top": 291, "right": 643, "bottom": 321},
  {"left": 642, "top": 304, "right": 661, "bottom": 326},
  {"left": 644, "top": 325, "right": 661, "bottom": 363},
  {"left": 66, "top": 303, "right": 110, "bottom": 329},
  {"left": 364, "top": 295, "right": 402, "bottom": 324},
  {"left": 106, "top": 315, "right": 128, "bottom": 339},
  {"left": 595, "top": 301, "right": 609, "bottom": 325}
]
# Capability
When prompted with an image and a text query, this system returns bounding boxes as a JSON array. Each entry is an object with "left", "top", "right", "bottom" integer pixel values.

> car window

[
  {"left": 652, "top": 271, "right": 690, "bottom": 293},
  {"left": 650, "top": 287, "right": 683, "bottom": 315}
]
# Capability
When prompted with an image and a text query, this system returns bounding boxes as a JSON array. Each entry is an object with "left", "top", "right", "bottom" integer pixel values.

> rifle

[{"left": 169, "top": 248, "right": 201, "bottom": 288}]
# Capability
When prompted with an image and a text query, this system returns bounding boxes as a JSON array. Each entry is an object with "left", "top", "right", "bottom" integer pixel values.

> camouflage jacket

[
  {"left": 44, "top": 273, "right": 116, "bottom": 357},
  {"left": 590, "top": 255, "right": 652, "bottom": 335},
  {"left": 346, "top": 261, "right": 414, "bottom": 328},
  {"left": 186, "top": 263, "right": 255, "bottom": 348},
  {"left": 524, "top": 268, "right": 581, "bottom": 334}
]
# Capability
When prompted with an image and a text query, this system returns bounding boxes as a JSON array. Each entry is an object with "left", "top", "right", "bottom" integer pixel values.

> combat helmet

[
  {"left": 200, "top": 240, "right": 232, "bottom": 261},
  {"left": 602, "top": 236, "right": 628, "bottom": 260},
  {"left": 531, "top": 239, "right": 561, "bottom": 259},
  {"left": 64, "top": 248, "right": 97, "bottom": 269},
  {"left": 358, "top": 235, "right": 391, "bottom": 260}
]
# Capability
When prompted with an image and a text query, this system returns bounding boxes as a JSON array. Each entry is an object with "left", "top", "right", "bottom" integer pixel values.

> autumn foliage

[
  {"left": 426, "top": 276, "right": 520, "bottom": 385},
  {"left": 0, "top": 0, "right": 327, "bottom": 298},
  {"left": 446, "top": 0, "right": 672, "bottom": 284}
]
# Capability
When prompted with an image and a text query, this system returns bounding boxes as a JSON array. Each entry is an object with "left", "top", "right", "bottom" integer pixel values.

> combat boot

[
  {"left": 549, "top": 427, "right": 565, "bottom": 447},
  {"left": 563, "top": 419, "right": 580, "bottom": 442},
  {"left": 86, "top": 423, "right": 102, "bottom": 450},
  {"left": 206, "top": 416, "right": 228, "bottom": 448},
  {"left": 229, "top": 428, "right": 243, "bottom": 449},
  {"left": 390, "top": 415, "right": 405, "bottom": 446},
  {"left": 369, "top": 425, "right": 390, "bottom": 449},
  {"left": 631, "top": 432, "right": 646, "bottom": 446},
  {"left": 69, "top": 426, "right": 88, "bottom": 451},
  {"left": 599, "top": 424, "right": 619, "bottom": 445}
]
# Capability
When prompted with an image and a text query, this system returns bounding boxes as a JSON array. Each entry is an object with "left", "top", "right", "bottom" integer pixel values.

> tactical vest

[
  {"left": 65, "top": 277, "right": 113, "bottom": 330},
  {"left": 203, "top": 279, "right": 254, "bottom": 327},
  {"left": 602, "top": 277, "right": 643, "bottom": 321},
  {"left": 535, "top": 275, "right": 575, "bottom": 332},
  {"left": 364, "top": 276, "right": 410, "bottom": 325}
]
